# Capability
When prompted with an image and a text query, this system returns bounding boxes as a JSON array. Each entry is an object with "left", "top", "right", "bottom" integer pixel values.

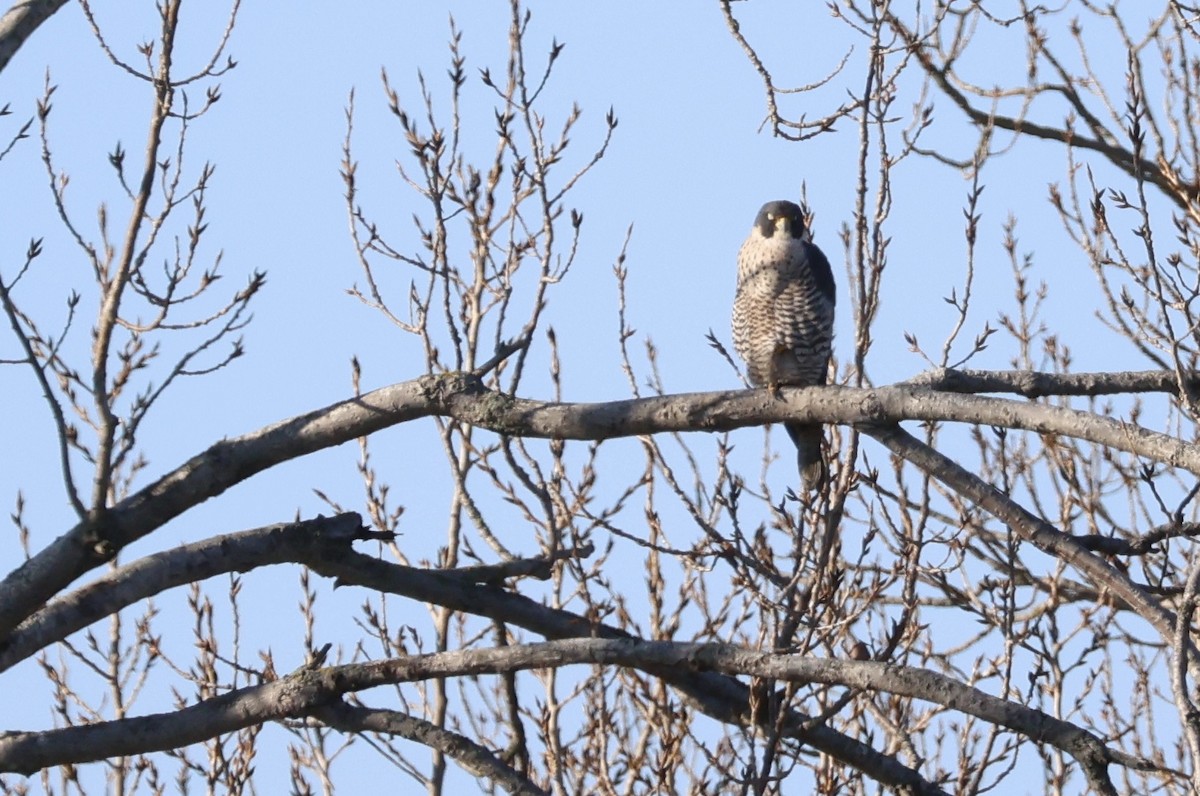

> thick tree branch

[
  {"left": 295, "top": 522, "right": 948, "bottom": 792},
  {"left": 0, "top": 512, "right": 945, "bottom": 792},
  {"left": 2, "top": 371, "right": 1194, "bottom": 642},
  {"left": 312, "top": 701, "right": 549, "bottom": 796},
  {"left": 902, "top": 367, "right": 1195, "bottom": 397},
  {"left": 0, "top": 0, "right": 69, "bottom": 74},
  {"left": 0, "top": 513, "right": 366, "bottom": 671},
  {"left": 0, "top": 514, "right": 586, "bottom": 672},
  {"left": 0, "top": 376, "right": 439, "bottom": 640},
  {"left": 861, "top": 424, "right": 1178, "bottom": 644},
  {"left": 1, "top": 638, "right": 1158, "bottom": 794}
]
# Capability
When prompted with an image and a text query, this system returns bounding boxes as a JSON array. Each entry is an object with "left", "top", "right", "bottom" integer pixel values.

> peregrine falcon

[{"left": 732, "top": 200, "right": 836, "bottom": 491}]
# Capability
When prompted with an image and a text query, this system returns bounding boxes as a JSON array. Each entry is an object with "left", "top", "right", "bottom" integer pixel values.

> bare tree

[{"left": 3, "top": 1, "right": 1200, "bottom": 794}]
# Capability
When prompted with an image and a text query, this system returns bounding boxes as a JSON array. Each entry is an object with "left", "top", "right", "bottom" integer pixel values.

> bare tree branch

[
  {"left": 3, "top": 373, "right": 1195, "bottom": 641},
  {"left": 9, "top": 2, "right": 1200, "bottom": 791},
  {"left": 0, "top": 0, "right": 69, "bottom": 74},
  {"left": 902, "top": 367, "right": 1200, "bottom": 397},
  {"left": 2, "top": 638, "right": 1165, "bottom": 794},
  {"left": 312, "top": 701, "right": 549, "bottom": 796},
  {"left": 861, "top": 423, "right": 1177, "bottom": 650}
]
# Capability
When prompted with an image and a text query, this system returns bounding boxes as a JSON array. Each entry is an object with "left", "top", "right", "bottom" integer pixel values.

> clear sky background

[{"left": 0, "top": 1, "right": 1153, "bottom": 792}]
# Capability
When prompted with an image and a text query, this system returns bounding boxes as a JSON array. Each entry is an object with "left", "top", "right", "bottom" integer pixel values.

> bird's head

[{"left": 753, "top": 200, "right": 810, "bottom": 242}]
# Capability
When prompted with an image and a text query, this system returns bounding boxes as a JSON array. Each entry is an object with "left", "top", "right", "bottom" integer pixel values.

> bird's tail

[{"left": 785, "top": 421, "right": 825, "bottom": 492}]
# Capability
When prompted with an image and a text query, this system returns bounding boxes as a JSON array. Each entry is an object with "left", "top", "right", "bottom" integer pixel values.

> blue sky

[{"left": 0, "top": 1, "right": 1154, "bottom": 791}]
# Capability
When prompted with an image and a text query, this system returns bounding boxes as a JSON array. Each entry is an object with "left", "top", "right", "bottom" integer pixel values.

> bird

[{"left": 732, "top": 200, "right": 836, "bottom": 491}]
